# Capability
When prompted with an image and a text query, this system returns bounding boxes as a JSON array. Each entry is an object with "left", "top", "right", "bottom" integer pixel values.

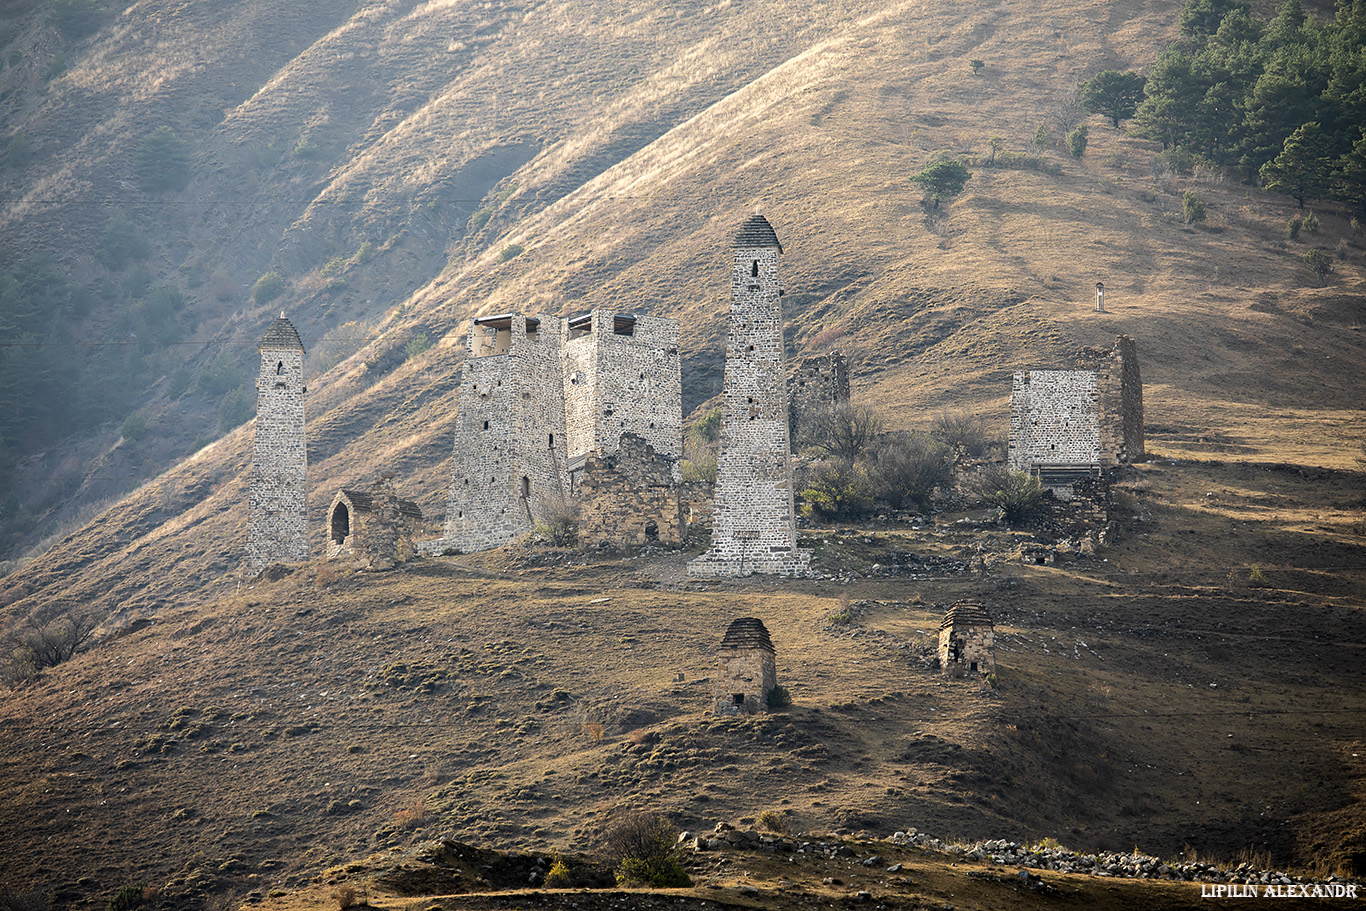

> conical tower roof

[
  {"left": 720, "top": 617, "right": 775, "bottom": 653},
  {"left": 259, "top": 314, "right": 304, "bottom": 352},
  {"left": 733, "top": 213, "right": 783, "bottom": 253}
]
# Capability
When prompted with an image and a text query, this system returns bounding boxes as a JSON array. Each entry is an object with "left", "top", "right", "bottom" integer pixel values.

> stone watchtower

[
  {"left": 248, "top": 314, "right": 309, "bottom": 570},
  {"left": 689, "top": 213, "right": 810, "bottom": 576},
  {"left": 714, "top": 617, "right": 778, "bottom": 714}
]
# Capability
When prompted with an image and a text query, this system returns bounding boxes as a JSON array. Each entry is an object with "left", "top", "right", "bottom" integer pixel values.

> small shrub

[
  {"left": 544, "top": 854, "right": 573, "bottom": 888},
  {"left": 120, "top": 411, "right": 148, "bottom": 443},
  {"left": 686, "top": 407, "right": 721, "bottom": 444},
  {"left": 394, "top": 797, "right": 427, "bottom": 829},
  {"left": 765, "top": 685, "right": 791, "bottom": 710},
  {"left": 1287, "top": 215, "right": 1303, "bottom": 239},
  {"left": 869, "top": 431, "right": 953, "bottom": 511},
  {"left": 603, "top": 812, "right": 691, "bottom": 889},
  {"left": 332, "top": 885, "right": 357, "bottom": 910},
  {"left": 531, "top": 497, "right": 578, "bottom": 546},
  {"left": 970, "top": 59, "right": 984, "bottom": 74},
  {"left": 499, "top": 243, "right": 524, "bottom": 262},
  {"left": 251, "top": 271, "right": 286, "bottom": 306},
  {"left": 1302, "top": 211, "right": 1320, "bottom": 234},
  {"left": 930, "top": 410, "right": 990, "bottom": 459},
  {"left": 583, "top": 721, "right": 606, "bottom": 741},
  {"left": 1032, "top": 124, "right": 1050, "bottom": 152},
  {"left": 404, "top": 333, "right": 431, "bottom": 360},
  {"left": 1248, "top": 564, "right": 1266, "bottom": 584},
  {"left": 133, "top": 126, "right": 191, "bottom": 192},
  {"left": 1182, "top": 191, "right": 1206, "bottom": 225},
  {"left": 0, "top": 885, "right": 50, "bottom": 911},
  {"left": 800, "top": 459, "right": 874, "bottom": 521},
  {"left": 971, "top": 467, "right": 1046, "bottom": 526},
  {"left": 1303, "top": 248, "right": 1334, "bottom": 284},
  {"left": 106, "top": 885, "right": 144, "bottom": 911},
  {"left": 679, "top": 447, "right": 717, "bottom": 484},
  {"left": 1066, "top": 124, "right": 1088, "bottom": 158},
  {"left": 756, "top": 809, "right": 788, "bottom": 833}
]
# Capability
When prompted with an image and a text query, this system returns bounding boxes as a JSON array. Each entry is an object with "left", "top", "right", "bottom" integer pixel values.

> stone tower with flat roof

[
  {"left": 690, "top": 213, "right": 810, "bottom": 576},
  {"left": 248, "top": 314, "right": 309, "bottom": 569}
]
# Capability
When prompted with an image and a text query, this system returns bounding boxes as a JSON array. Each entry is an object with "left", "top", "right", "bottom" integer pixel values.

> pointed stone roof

[
  {"left": 733, "top": 213, "right": 783, "bottom": 253},
  {"left": 720, "top": 617, "right": 775, "bottom": 653},
  {"left": 259, "top": 314, "right": 305, "bottom": 352},
  {"left": 940, "top": 600, "right": 993, "bottom": 631}
]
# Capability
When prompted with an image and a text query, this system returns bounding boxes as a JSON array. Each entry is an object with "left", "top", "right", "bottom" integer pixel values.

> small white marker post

[{"left": 1095, "top": 281, "right": 1105, "bottom": 312}]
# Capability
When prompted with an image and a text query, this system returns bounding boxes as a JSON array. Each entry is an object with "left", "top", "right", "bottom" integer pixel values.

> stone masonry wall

[
  {"left": 1077, "top": 336, "right": 1144, "bottom": 465},
  {"left": 713, "top": 648, "right": 777, "bottom": 715},
  {"left": 326, "top": 479, "right": 424, "bottom": 571},
  {"left": 443, "top": 315, "right": 569, "bottom": 552},
  {"left": 248, "top": 319, "right": 308, "bottom": 570},
  {"left": 788, "top": 352, "right": 850, "bottom": 444},
  {"left": 576, "top": 434, "right": 683, "bottom": 550},
  {"left": 1008, "top": 369, "right": 1101, "bottom": 472},
  {"left": 690, "top": 216, "right": 810, "bottom": 577},
  {"left": 938, "top": 625, "right": 995, "bottom": 676},
  {"left": 563, "top": 311, "right": 681, "bottom": 463}
]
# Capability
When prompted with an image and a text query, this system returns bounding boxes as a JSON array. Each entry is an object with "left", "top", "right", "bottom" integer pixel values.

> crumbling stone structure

[
  {"left": 326, "top": 477, "right": 425, "bottom": 570},
  {"left": 248, "top": 314, "right": 309, "bottom": 570},
  {"left": 938, "top": 600, "right": 995, "bottom": 676},
  {"left": 788, "top": 352, "right": 850, "bottom": 446},
  {"left": 441, "top": 309, "right": 681, "bottom": 553},
  {"left": 690, "top": 214, "right": 810, "bottom": 576},
  {"left": 1008, "top": 336, "right": 1143, "bottom": 496},
  {"left": 714, "top": 617, "right": 777, "bottom": 715},
  {"left": 575, "top": 433, "right": 684, "bottom": 550}
]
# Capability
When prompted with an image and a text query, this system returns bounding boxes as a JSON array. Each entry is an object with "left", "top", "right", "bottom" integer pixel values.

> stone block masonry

[
  {"left": 1008, "top": 336, "right": 1144, "bottom": 494},
  {"left": 248, "top": 315, "right": 309, "bottom": 570},
  {"left": 788, "top": 352, "right": 850, "bottom": 445},
  {"left": 438, "top": 309, "right": 682, "bottom": 554},
  {"left": 690, "top": 213, "right": 810, "bottom": 577},
  {"left": 938, "top": 600, "right": 995, "bottom": 677},
  {"left": 714, "top": 617, "right": 778, "bottom": 715},
  {"left": 326, "top": 477, "right": 425, "bottom": 571},
  {"left": 576, "top": 434, "right": 684, "bottom": 550}
]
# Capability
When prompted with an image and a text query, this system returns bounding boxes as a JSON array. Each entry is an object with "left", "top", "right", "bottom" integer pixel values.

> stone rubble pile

[{"left": 682, "top": 824, "right": 1358, "bottom": 890}]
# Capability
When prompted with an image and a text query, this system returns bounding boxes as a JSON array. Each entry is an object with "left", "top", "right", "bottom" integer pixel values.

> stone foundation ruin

[
  {"left": 938, "top": 600, "right": 995, "bottom": 676},
  {"left": 326, "top": 477, "right": 425, "bottom": 571},
  {"left": 575, "top": 433, "right": 684, "bottom": 550},
  {"left": 714, "top": 617, "right": 777, "bottom": 715},
  {"left": 248, "top": 314, "right": 309, "bottom": 570},
  {"left": 1008, "top": 336, "right": 1143, "bottom": 497},
  {"left": 788, "top": 352, "right": 850, "bottom": 446}
]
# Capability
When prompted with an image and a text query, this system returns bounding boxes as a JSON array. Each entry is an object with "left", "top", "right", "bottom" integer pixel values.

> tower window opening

[
  {"left": 751, "top": 260, "right": 759, "bottom": 277},
  {"left": 276, "top": 361, "right": 283, "bottom": 375},
  {"left": 548, "top": 433, "right": 555, "bottom": 448},
  {"left": 484, "top": 420, "right": 490, "bottom": 430},
  {"left": 521, "top": 476, "right": 531, "bottom": 498}
]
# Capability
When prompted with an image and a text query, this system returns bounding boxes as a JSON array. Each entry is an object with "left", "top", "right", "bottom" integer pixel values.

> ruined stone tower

[
  {"left": 1008, "top": 335, "right": 1144, "bottom": 494},
  {"left": 690, "top": 214, "right": 810, "bottom": 576},
  {"left": 443, "top": 314, "right": 569, "bottom": 553},
  {"left": 248, "top": 314, "right": 309, "bottom": 569}
]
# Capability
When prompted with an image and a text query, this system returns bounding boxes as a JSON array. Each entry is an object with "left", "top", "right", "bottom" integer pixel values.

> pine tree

[
  {"left": 1336, "top": 130, "right": 1366, "bottom": 215},
  {"left": 1260, "top": 121, "right": 1336, "bottom": 207},
  {"left": 1078, "top": 70, "right": 1149, "bottom": 128}
]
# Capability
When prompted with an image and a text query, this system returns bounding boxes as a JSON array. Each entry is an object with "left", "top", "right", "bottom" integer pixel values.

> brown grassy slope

[{"left": 0, "top": 454, "right": 1363, "bottom": 908}]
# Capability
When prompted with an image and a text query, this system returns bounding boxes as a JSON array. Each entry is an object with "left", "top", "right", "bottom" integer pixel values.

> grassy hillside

[{"left": 1, "top": 0, "right": 1365, "bottom": 904}]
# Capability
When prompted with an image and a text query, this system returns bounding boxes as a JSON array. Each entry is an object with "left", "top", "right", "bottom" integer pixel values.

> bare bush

[
  {"left": 930, "top": 410, "right": 990, "bottom": 459},
  {"left": 531, "top": 496, "right": 578, "bottom": 547},
  {"left": 601, "top": 811, "right": 691, "bottom": 888},
  {"left": 869, "top": 432, "right": 954, "bottom": 511},
  {"left": 800, "top": 460, "right": 874, "bottom": 521},
  {"left": 969, "top": 467, "right": 1046, "bottom": 525},
  {"left": 804, "top": 403, "right": 882, "bottom": 460},
  {"left": 1, "top": 605, "right": 102, "bottom": 686}
]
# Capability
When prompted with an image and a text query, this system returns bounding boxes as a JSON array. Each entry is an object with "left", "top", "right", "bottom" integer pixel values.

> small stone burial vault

[
  {"left": 714, "top": 617, "right": 778, "bottom": 715},
  {"left": 326, "top": 477, "right": 424, "bottom": 571},
  {"left": 938, "top": 600, "right": 995, "bottom": 677}
]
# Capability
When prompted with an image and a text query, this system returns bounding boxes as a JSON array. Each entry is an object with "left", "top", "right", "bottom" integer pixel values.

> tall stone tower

[
  {"left": 248, "top": 314, "right": 309, "bottom": 569},
  {"left": 690, "top": 213, "right": 810, "bottom": 576}
]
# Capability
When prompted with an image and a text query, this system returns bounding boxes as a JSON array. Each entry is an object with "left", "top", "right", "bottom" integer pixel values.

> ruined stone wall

[
  {"left": 1008, "top": 369, "right": 1101, "bottom": 473},
  {"left": 1084, "top": 335, "right": 1144, "bottom": 464},
  {"left": 562, "top": 311, "right": 681, "bottom": 462},
  {"left": 248, "top": 322, "right": 308, "bottom": 570},
  {"left": 326, "top": 480, "right": 424, "bottom": 571},
  {"left": 938, "top": 626, "right": 995, "bottom": 676},
  {"left": 788, "top": 352, "right": 850, "bottom": 444},
  {"left": 1035, "top": 473, "right": 1113, "bottom": 538},
  {"left": 443, "top": 315, "right": 569, "bottom": 552},
  {"left": 713, "top": 648, "right": 777, "bottom": 714},
  {"left": 575, "top": 435, "right": 683, "bottom": 550},
  {"left": 690, "top": 218, "right": 810, "bottom": 577}
]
